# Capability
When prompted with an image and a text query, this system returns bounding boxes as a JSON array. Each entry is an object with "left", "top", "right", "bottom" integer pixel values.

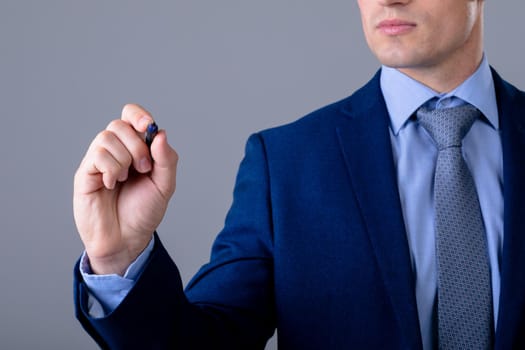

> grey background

[{"left": 0, "top": 1, "right": 523, "bottom": 349}]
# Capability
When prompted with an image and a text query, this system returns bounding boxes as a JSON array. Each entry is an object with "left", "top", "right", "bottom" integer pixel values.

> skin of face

[{"left": 357, "top": 0, "right": 484, "bottom": 92}]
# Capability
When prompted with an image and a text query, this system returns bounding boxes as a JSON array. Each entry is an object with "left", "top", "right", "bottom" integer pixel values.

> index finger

[{"left": 121, "top": 103, "right": 155, "bottom": 133}]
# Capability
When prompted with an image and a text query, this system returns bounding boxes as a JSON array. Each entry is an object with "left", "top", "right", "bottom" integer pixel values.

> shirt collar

[{"left": 380, "top": 55, "right": 499, "bottom": 135}]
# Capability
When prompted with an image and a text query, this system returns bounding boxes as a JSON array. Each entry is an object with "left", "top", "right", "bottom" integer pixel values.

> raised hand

[{"left": 73, "top": 104, "right": 178, "bottom": 275}]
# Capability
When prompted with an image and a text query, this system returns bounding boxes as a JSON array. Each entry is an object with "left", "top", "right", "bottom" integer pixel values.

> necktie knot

[{"left": 417, "top": 104, "right": 480, "bottom": 150}]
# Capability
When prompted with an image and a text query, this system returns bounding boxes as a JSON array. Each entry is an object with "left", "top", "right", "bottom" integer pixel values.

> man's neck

[
  {"left": 398, "top": 17, "right": 484, "bottom": 94},
  {"left": 398, "top": 53, "right": 483, "bottom": 93},
  {"left": 399, "top": 59, "right": 481, "bottom": 93}
]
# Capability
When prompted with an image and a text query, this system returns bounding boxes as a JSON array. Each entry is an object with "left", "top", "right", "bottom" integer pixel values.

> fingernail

[
  {"left": 139, "top": 116, "right": 152, "bottom": 130},
  {"left": 139, "top": 157, "right": 151, "bottom": 172},
  {"left": 118, "top": 169, "right": 128, "bottom": 182}
]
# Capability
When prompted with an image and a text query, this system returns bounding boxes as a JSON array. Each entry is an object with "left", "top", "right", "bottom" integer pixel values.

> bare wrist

[{"left": 87, "top": 251, "right": 134, "bottom": 276}]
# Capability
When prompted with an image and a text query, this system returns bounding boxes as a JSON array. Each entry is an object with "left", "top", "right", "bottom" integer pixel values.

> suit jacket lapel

[
  {"left": 492, "top": 69, "right": 525, "bottom": 348},
  {"left": 336, "top": 72, "right": 422, "bottom": 349}
]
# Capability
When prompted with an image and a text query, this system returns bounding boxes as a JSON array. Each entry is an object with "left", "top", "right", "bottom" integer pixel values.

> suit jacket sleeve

[{"left": 73, "top": 133, "right": 276, "bottom": 350}]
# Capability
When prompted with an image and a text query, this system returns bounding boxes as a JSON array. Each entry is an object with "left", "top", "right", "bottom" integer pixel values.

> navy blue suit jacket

[{"left": 74, "top": 69, "right": 525, "bottom": 349}]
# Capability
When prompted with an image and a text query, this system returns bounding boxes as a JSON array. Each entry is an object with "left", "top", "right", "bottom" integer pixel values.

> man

[{"left": 73, "top": 0, "right": 525, "bottom": 348}]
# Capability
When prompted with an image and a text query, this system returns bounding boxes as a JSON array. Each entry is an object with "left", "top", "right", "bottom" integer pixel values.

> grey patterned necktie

[{"left": 417, "top": 104, "right": 493, "bottom": 350}]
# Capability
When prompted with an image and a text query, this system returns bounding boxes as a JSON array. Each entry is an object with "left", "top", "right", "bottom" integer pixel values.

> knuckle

[
  {"left": 122, "top": 103, "right": 143, "bottom": 119},
  {"left": 121, "top": 103, "right": 136, "bottom": 115},
  {"left": 106, "top": 119, "right": 123, "bottom": 131},
  {"left": 91, "top": 145, "right": 109, "bottom": 163},
  {"left": 94, "top": 130, "right": 115, "bottom": 150},
  {"left": 96, "top": 129, "right": 115, "bottom": 145}
]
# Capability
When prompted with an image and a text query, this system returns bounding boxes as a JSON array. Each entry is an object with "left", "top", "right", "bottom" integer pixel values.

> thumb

[{"left": 149, "top": 130, "right": 178, "bottom": 198}]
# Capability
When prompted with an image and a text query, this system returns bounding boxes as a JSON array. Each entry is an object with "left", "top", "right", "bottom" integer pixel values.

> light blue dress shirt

[
  {"left": 381, "top": 55, "right": 503, "bottom": 350},
  {"left": 80, "top": 237, "right": 154, "bottom": 317},
  {"left": 81, "top": 56, "right": 504, "bottom": 350}
]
